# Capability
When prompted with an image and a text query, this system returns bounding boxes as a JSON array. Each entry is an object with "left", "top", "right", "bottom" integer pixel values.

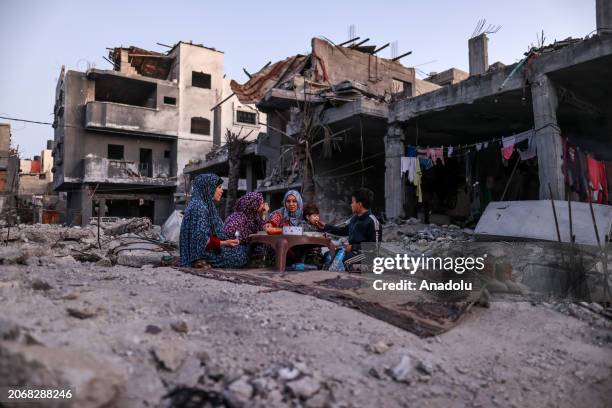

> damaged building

[
  {"left": 385, "top": 3, "right": 612, "bottom": 222},
  {"left": 52, "top": 41, "right": 265, "bottom": 225},
  {"left": 187, "top": 1, "right": 612, "bottom": 227},
  {"left": 0, "top": 123, "right": 19, "bottom": 216},
  {"left": 186, "top": 37, "right": 440, "bottom": 220}
]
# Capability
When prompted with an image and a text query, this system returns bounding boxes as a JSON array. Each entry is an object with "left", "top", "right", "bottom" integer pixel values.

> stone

[
  {"left": 278, "top": 366, "right": 300, "bottom": 381},
  {"left": 31, "top": 279, "right": 53, "bottom": 291},
  {"left": 95, "top": 258, "right": 113, "bottom": 267},
  {"left": 152, "top": 343, "right": 187, "bottom": 372},
  {"left": 286, "top": 377, "right": 321, "bottom": 399},
  {"left": 0, "top": 247, "right": 26, "bottom": 264},
  {"left": 145, "top": 324, "right": 162, "bottom": 335},
  {"left": 390, "top": 355, "right": 419, "bottom": 383},
  {"left": 305, "top": 389, "right": 332, "bottom": 408},
  {"left": 116, "top": 249, "right": 163, "bottom": 268},
  {"left": 170, "top": 320, "right": 189, "bottom": 334},
  {"left": 66, "top": 307, "right": 98, "bottom": 319},
  {"left": 227, "top": 377, "right": 254, "bottom": 403},
  {"left": 367, "top": 340, "right": 390, "bottom": 354},
  {"left": 0, "top": 319, "right": 20, "bottom": 341},
  {"left": 0, "top": 342, "right": 124, "bottom": 408},
  {"left": 486, "top": 280, "right": 508, "bottom": 293}
]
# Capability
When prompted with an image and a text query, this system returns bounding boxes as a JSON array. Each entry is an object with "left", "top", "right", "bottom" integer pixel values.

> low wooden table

[{"left": 248, "top": 233, "right": 336, "bottom": 272}]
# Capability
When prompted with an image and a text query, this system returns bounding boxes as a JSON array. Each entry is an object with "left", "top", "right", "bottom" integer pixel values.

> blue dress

[{"left": 179, "top": 173, "right": 248, "bottom": 268}]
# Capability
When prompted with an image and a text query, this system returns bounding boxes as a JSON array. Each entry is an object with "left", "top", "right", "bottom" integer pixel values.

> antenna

[{"left": 391, "top": 41, "right": 398, "bottom": 59}]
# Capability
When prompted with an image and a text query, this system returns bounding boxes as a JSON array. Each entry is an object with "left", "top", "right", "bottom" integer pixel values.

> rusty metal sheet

[
  {"left": 230, "top": 55, "right": 308, "bottom": 104},
  {"left": 179, "top": 267, "right": 481, "bottom": 337}
]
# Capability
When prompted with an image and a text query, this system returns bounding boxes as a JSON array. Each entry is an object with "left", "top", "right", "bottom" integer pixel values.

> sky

[{"left": 0, "top": 0, "right": 596, "bottom": 158}]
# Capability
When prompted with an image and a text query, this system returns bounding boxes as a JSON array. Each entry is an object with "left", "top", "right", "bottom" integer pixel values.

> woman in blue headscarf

[
  {"left": 180, "top": 173, "right": 248, "bottom": 268},
  {"left": 267, "top": 190, "right": 304, "bottom": 228}
]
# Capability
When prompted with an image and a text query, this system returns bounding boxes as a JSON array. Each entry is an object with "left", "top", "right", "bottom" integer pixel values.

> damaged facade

[
  {"left": 385, "top": 4, "right": 612, "bottom": 221},
  {"left": 0, "top": 123, "right": 19, "bottom": 216},
  {"left": 186, "top": 37, "right": 440, "bottom": 220},
  {"left": 187, "top": 2, "right": 612, "bottom": 228},
  {"left": 17, "top": 140, "right": 62, "bottom": 224},
  {"left": 52, "top": 42, "right": 265, "bottom": 225}
]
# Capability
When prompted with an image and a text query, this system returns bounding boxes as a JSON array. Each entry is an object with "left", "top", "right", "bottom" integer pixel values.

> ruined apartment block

[
  {"left": 187, "top": 37, "right": 440, "bottom": 221},
  {"left": 52, "top": 42, "right": 265, "bottom": 225}
]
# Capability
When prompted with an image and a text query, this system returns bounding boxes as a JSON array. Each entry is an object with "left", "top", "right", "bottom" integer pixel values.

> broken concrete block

[
  {"left": 0, "top": 247, "right": 26, "bottom": 264},
  {"left": 0, "top": 342, "right": 124, "bottom": 408},
  {"left": 151, "top": 343, "right": 187, "bottom": 372},
  {"left": 286, "top": 376, "right": 321, "bottom": 399}
]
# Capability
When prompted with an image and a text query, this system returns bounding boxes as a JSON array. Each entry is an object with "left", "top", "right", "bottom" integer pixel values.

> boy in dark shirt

[{"left": 315, "top": 188, "right": 380, "bottom": 260}]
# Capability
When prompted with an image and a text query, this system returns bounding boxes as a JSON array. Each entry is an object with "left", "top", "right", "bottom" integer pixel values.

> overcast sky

[{"left": 0, "top": 0, "right": 596, "bottom": 158}]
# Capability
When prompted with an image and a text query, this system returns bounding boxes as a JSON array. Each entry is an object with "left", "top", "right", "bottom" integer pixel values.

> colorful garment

[
  {"left": 587, "top": 155, "right": 608, "bottom": 204},
  {"left": 269, "top": 190, "right": 304, "bottom": 227},
  {"left": 224, "top": 192, "right": 265, "bottom": 243},
  {"left": 179, "top": 173, "right": 248, "bottom": 268}
]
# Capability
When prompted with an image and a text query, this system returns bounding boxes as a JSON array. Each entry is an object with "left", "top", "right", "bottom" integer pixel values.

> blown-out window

[{"left": 191, "top": 117, "right": 210, "bottom": 135}]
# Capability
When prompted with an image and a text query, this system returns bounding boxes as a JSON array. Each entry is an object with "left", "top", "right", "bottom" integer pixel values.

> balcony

[
  {"left": 85, "top": 101, "right": 178, "bottom": 138},
  {"left": 83, "top": 155, "right": 175, "bottom": 187}
]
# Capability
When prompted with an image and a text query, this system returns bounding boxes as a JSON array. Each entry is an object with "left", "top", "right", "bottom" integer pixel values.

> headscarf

[
  {"left": 224, "top": 192, "right": 265, "bottom": 243},
  {"left": 180, "top": 173, "right": 226, "bottom": 266},
  {"left": 269, "top": 189, "right": 304, "bottom": 227}
]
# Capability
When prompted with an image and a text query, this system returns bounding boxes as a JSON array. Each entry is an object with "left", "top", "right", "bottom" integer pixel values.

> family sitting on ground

[{"left": 179, "top": 173, "right": 380, "bottom": 270}]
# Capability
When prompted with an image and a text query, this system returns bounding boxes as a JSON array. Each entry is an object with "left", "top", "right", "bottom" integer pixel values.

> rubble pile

[
  {"left": 383, "top": 218, "right": 475, "bottom": 253},
  {"left": 0, "top": 218, "right": 176, "bottom": 269}
]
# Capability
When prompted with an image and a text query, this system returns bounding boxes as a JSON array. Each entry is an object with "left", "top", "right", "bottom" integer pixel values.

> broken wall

[{"left": 311, "top": 38, "right": 416, "bottom": 96}]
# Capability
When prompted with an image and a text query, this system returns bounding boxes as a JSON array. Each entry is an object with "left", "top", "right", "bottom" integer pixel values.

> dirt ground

[{"left": 1, "top": 260, "right": 611, "bottom": 408}]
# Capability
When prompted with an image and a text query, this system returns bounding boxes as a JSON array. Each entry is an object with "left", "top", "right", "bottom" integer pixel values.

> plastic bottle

[{"left": 329, "top": 248, "right": 346, "bottom": 272}]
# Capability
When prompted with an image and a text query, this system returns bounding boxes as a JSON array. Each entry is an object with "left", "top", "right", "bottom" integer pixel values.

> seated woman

[
  {"left": 267, "top": 190, "right": 304, "bottom": 228},
  {"left": 179, "top": 173, "right": 248, "bottom": 268},
  {"left": 224, "top": 192, "right": 269, "bottom": 243},
  {"left": 266, "top": 190, "right": 307, "bottom": 265}
]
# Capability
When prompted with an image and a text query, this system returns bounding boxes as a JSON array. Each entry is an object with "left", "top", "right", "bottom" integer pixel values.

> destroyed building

[
  {"left": 186, "top": 37, "right": 440, "bottom": 221},
  {"left": 187, "top": 1, "right": 612, "bottom": 227},
  {"left": 0, "top": 123, "right": 19, "bottom": 216},
  {"left": 52, "top": 41, "right": 266, "bottom": 225},
  {"left": 385, "top": 2, "right": 612, "bottom": 221}
]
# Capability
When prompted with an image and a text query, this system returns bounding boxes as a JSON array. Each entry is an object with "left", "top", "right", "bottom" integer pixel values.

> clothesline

[{"left": 409, "top": 125, "right": 600, "bottom": 160}]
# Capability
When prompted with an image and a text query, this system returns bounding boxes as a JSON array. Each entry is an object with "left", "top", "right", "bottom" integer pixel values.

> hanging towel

[
  {"left": 484, "top": 142, "right": 489, "bottom": 149},
  {"left": 447, "top": 146, "right": 453, "bottom": 157},
  {"left": 501, "top": 145, "right": 514, "bottom": 160},
  {"left": 518, "top": 135, "right": 537, "bottom": 160},
  {"left": 427, "top": 147, "right": 445, "bottom": 165},
  {"left": 476, "top": 143, "right": 482, "bottom": 151},
  {"left": 587, "top": 155, "right": 608, "bottom": 204},
  {"left": 502, "top": 135, "right": 516, "bottom": 148},
  {"left": 419, "top": 157, "right": 434, "bottom": 170},
  {"left": 401, "top": 157, "right": 411, "bottom": 174},
  {"left": 414, "top": 158, "right": 423, "bottom": 203}
]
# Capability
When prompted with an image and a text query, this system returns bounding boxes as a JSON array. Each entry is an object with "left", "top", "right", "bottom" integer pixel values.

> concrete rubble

[{"left": 0, "top": 216, "right": 610, "bottom": 407}]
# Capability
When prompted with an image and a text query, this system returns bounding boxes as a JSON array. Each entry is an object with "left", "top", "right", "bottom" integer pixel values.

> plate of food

[{"left": 266, "top": 227, "right": 283, "bottom": 235}]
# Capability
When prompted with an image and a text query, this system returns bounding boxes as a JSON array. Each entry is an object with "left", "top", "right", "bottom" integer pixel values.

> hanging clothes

[
  {"left": 517, "top": 134, "right": 537, "bottom": 160},
  {"left": 427, "top": 147, "right": 445, "bottom": 165},
  {"left": 586, "top": 155, "right": 608, "bottom": 204},
  {"left": 407, "top": 145, "right": 417, "bottom": 157},
  {"left": 476, "top": 143, "right": 482, "bottom": 151},
  {"left": 447, "top": 146, "right": 453, "bottom": 157},
  {"left": 564, "top": 141, "right": 587, "bottom": 197},
  {"left": 501, "top": 145, "right": 514, "bottom": 160},
  {"left": 401, "top": 157, "right": 418, "bottom": 183},
  {"left": 419, "top": 157, "right": 434, "bottom": 171},
  {"left": 414, "top": 158, "right": 423, "bottom": 203}
]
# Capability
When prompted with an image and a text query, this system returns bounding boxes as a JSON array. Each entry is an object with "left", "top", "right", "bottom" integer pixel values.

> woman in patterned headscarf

[
  {"left": 179, "top": 173, "right": 248, "bottom": 268},
  {"left": 224, "top": 192, "right": 268, "bottom": 243},
  {"left": 267, "top": 190, "right": 304, "bottom": 228}
]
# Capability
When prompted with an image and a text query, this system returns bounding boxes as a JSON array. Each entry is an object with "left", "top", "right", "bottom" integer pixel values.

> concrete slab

[{"left": 475, "top": 200, "right": 612, "bottom": 246}]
